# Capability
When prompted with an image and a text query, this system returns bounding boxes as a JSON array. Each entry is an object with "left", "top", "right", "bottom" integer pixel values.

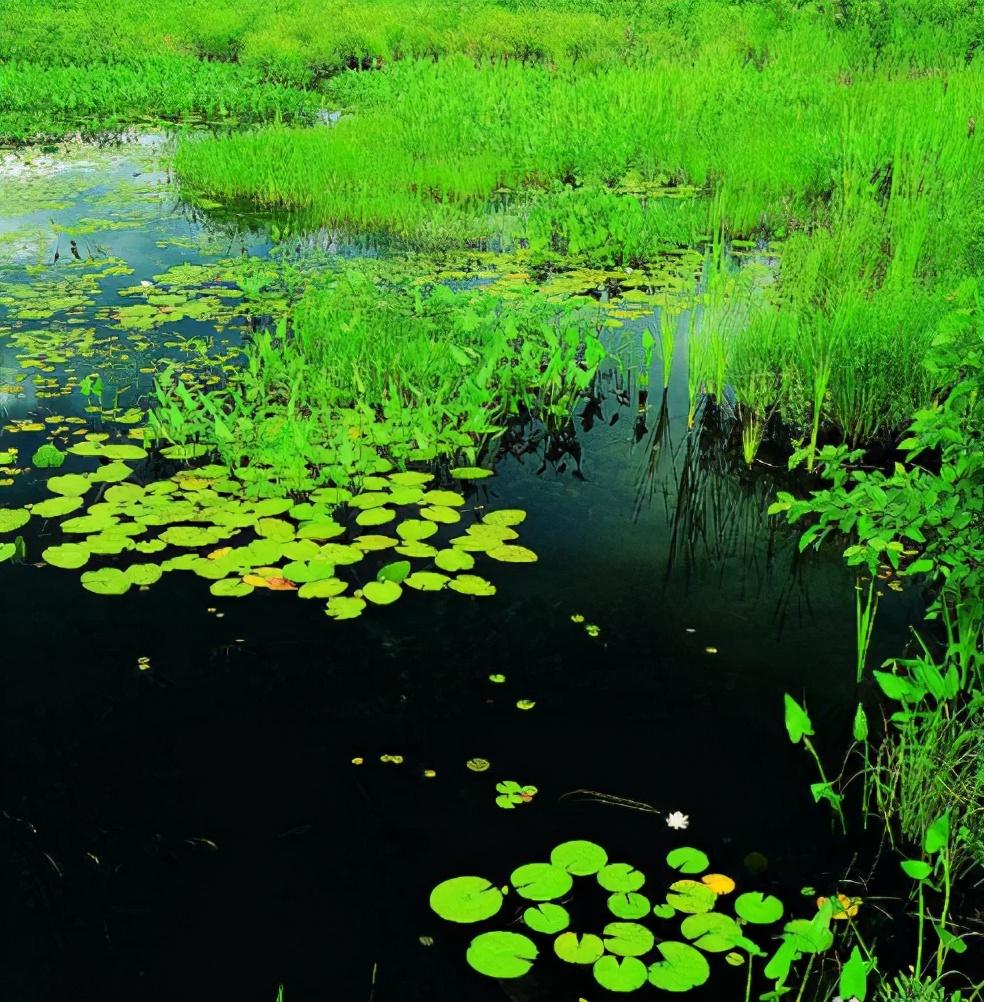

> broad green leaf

[
  {"left": 666, "top": 847, "right": 710, "bottom": 874},
  {"left": 593, "top": 955, "right": 648, "bottom": 992},
  {"left": 554, "top": 932, "right": 604, "bottom": 964},
  {"left": 429, "top": 876, "right": 503, "bottom": 923},
  {"left": 607, "top": 893, "right": 651, "bottom": 920},
  {"left": 665, "top": 880, "right": 715, "bottom": 915},
  {"left": 362, "top": 580, "right": 402, "bottom": 605},
  {"left": 647, "top": 941, "right": 710, "bottom": 991},
  {"left": 839, "top": 946, "right": 870, "bottom": 1001},
  {"left": 511, "top": 862, "right": 573, "bottom": 901},
  {"left": 0, "top": 508, "right": 30, "bottom": 533},
  {"left": 80, "top": 567, "right": 131, "bottom": 595},
  {"left": 603, "top": 922, "right": 655, "bottom": 957},
  {"left": 783, "top": 694, "right": 813, "bottom": 744},
  {"left": 42, "top": 543, "right": 90, "bottom": 569},
  {"left": 551, "top": 839, "right": 608, "bottom": 876},
  {"left": 900, "top": 859, "right": 932, "bottom": 880},
  {"left": 523, "top": 903, "right": 569, "bottom": 934},
  {"left": 466, "top": 931, "right": 536, "bottom": 979},
  {"left": 734, "top": 892, "right": 784, "bottom": 924}
]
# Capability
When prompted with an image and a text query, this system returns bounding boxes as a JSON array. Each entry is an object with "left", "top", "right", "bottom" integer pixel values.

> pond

[{"left": 1, "top": 135, "right": 925, "bottom": 1001}]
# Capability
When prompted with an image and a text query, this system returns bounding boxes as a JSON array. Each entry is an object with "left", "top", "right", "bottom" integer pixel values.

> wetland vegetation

[{"left": 1, "top": 1, "right": 982, "bottom": 1000}]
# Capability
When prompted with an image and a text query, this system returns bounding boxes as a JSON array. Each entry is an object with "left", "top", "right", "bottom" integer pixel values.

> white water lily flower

[{"left": 666, "top": 811, "right": 689, "bottom": 830}]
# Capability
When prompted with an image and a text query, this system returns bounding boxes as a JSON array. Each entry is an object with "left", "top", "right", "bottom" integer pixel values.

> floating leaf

[
  {"left": 647, "top": 941, "right": 710, "bottom": 991},
  {"left": 0, "top": 542, "right": 15, "bottom": 563},
  {"left": 734, "top": 892, "right": 784, "bottom": 924},
  {"left": 256, "top": 517, "right": 295, "bottom": 541},
  {"left": 603, "top": 922, "right": 655, "bottom": 957},
  {"left": 356, "top": 507, "right": 395, "bottom": 526},
  {"left": 594, "top": 956, "right": 648, "bottom": 992},
  {"left": 430, "top": 876, "right": 503, "bottom": 924},
  {"left": 487, "top": 544, "right": 537, "bottom": 563},
  {"left": 42, "top": 543, "right": 90, "bottom": 569},
  {"left": 701, "top": 873, "right": 736, "bottom": 895},
  {"left": 420, "top": 489, "right": 463, "bottom": 506},
  {"left": 680, "top": 913, "right": 750, "bottom": 953},
  {"left": 448, "top": 574, "right": 496, "bottom": 596},
  {"left": 608, "top": 893, "right": 652, "bottom": 920},
  {"left": 80, "top": 567, "right": 131, "bottom": 595},
  {"left": 377, "top": 560, "right": 411, "bottom": 584},
  {"left": 91, "top": 461, "right": 132, "bottom": 484},
  {"left": 666, "top": 847, "right": 710, "bottom": 875},
  {"left": 551, "top": 840, "right": 608, "bottom": 876},
  {"left": 362, "top": 580, "right": 402, "bottom": 605},
  {"left": 523, "top": 903, "right": 569, "bottom": 934},
  {"left": 125, "top": 564, "right": 163, "bottom": 586},
  {"left": 31, "top": 496, "right": 83, "bottom": 518},
  {"left": 434, "top": 548, "right": 474, "bottom": 572},
  {"left": 555, "top": 932, "right": 604, "bottom": 964},
  {"left": 466, "top": 758, "right": 490, "bottom": 772},
  {"left": 404, "top": 571, "right": 449, "bottom": 591},
  {"left": 652, "top": 903, "right": 676, "bottom": 920},
  {"left": 326, "top": 595, "right": 365, "bottom": 620},
  {"left": 210, "top": 578, "right": 254, "bottom": 597},
  {"left": 511, "top": 862, "right": 573, "bottom": 901},
  {"left": 598, "top": 863, "right": 646, "bottom": 893},
  {"left": 466, "top": 931, "right": 537, "bottom": 979},
  {"left": 297, "top": 578, "right": 347, "bottom": 599},
  {"left": 483, "top": 509, "right": 527, "bottom": 527},
  {"left": 421, "top": 505, "right": 460, "bottom": 524},
  {"left": 665, "top": 880, "right": 716, "bottom": 915},
  {"left": 516, "top": 699, "right": 536, "bottom": 710},
  {"left": 32, "top": 444, "right": 66, "bottom": 468},
  {"left": 450, "top": 467, "right": 493, "bottom": 479},
  {"left": 0, "top": 508, "right": 30, "bottom": 533},
  {"left": 396, "top": 519, "right": 438, "bottom": 541}
]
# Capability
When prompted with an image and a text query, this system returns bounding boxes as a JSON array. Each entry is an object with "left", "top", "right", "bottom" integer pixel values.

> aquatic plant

[{"left": 428, "top": 838, "right": 871, "bottom": 998}]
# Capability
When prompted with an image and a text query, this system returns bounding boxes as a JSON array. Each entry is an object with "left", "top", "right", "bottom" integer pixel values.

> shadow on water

[{"left": 0, "top": 136, "right": 928, "bottom": 1001}]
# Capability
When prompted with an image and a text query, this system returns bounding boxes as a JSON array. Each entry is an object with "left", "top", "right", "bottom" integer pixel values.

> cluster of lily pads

[
  {"left": 0, "top": 437, "right": 539, "bottom": 618},
  {"left": 429, "top": 839, "right": 847, "bottom": 997}
]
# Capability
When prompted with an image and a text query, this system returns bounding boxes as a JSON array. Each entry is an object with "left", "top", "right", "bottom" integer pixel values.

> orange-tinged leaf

[
  {"left": 265, "top": 577, "right": 297, "bottom": 591},
  {"left": 242, "top": 574, "right": 271, "bottom": 588},
  {"left": 701, "top": 873, "right": 736, "bottom": 895}
]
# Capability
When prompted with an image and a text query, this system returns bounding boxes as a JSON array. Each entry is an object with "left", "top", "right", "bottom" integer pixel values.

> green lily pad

[
  {"left": 598, "top": 863, "right": 646, "bottom": 893},
  {"left": 126, "top": 563, "right": 163, "bottom": 586},
  {"left": 652, "top": 903, "right": 677, "bottom": 919},
  {"left": 666, "top": 880, "right": 716, "bottom": 915},
  {"left": 608, "top": 893, "right": 652, "bottom": 920},
  {"left": 160, "top": 526, "right": 224, "bottom": 547},
  {"left": 666, "top": 847, "right": 710, "bottom": 875},
  {"left": 466, "top": 931, "right": 537, "bottom": 979},
  {"left": 160, "top": 444, "right": 210, "bottom": 460},
  {"left": 523, "top": 903, "right": 569, "bottom": 934},
  {"left": 404, "top": 571, "right": 449, "bottom": 591},
  {"left": 487, "top": 544, "right": 538, "bottom": 563},
  {"left": 430, "top": 876, "right": 504, "bottom": 924},
  {"left": 210, "top": 578, "right": 254, "bottom": 597},
  {"left": 554, "top": 932, "right": 604, "bottom": 964},
  {"left": 0, "top": 542, "right": 16, "bottom": 563},
  {"left": 396, "top": 518, "right": 438, "bottom": 541},
  {"left": 362, "top": 580, "right": 402, "bottom": 605},
  {"left": 80, "top": 567, "right": 131, "bottom": 595},
  {"left": 256, "top": 517, "right": 295, "bottom": 541},
  {"left": 594, "top": 956, "right": 648, "bottom": 992},
  {"left": 42, "top": 543, "right": 90, "bottom": 569},
  {"left": 450, "top": 467, "right": 493, "bottom": 479},
  {"left": 296, "top": 520, "right": 345, "bottom": 540},
  {"left": 483, "top": 509, "right": 527, "bottom": 526},
  {"left": 297, "top": 578, "right": 348, "bottom": 599},
  {"left": 91, "top": 461, "right": 133, "bottom": 484},
  {"left": 47, "top": 474, "right": 92, "bottom": 496},
  {"left": 510, "top": 862, "right": 573, "bottom": 901},
  {"left": 377, "top": 560, "right": 411, "bottom": 584},
  {"left": 31, "top": 496, "right": 83, "bottom": 518},
  {"left": 603, "top": 922, "right": 655, "bottom": 957},
  {"left": 388, "top": 471, "right": 433, "bottom": 487},
  {"left": 357, "top": 507, "right": 395, "bottom": 526},
  {"left": 0, "top": 508, "right": 30, "bottom": 533},
  {"left": 420, "top": 490, "right": 464, "bottom": 507},
  {"left": 434, "top": 548, "right": 475, "bottom": 572},
  {"left": 421, "top": 505, "right": 460, "bottom": 524},
  {"left": 32, "top": 444, "right": 66, "bottom": 468},
  {"left": 326, "top": 595, "right": 366, "bottom": 620},
  {"left": 551, "top": 840, "right": 608, "bottom": 876},
  {"left": 647, "top": 941, "right": 710, "bottom": 991},
  {"left": 734, "top": 892, "right": 784, "bottom": 925},
  {"left": 680, "top": 913, "right": 752, "bottom": 953},
  {"left": 782, "top": 917, "right": 833, "bottom": 953},
  {"left": 448, "top": 574, "right": 496, "bottom": 596}
]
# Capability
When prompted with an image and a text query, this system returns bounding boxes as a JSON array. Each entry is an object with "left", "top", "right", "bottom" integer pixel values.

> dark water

[{"left": 1, "top": 137, "right": 924, "bottom": 1002}]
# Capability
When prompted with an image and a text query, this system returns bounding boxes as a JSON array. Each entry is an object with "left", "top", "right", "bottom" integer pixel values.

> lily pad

[
  {"left": 0, "top": 542, "right": 15, "bottom": 563},
  {"left": 647, "top": 941, "right": 710, "bottom": 991},
  {"left": 47, "top": 473, "right": 92, "bottom": 496},
  {"left": 434, "top": 548, "right": 475, "bottom": 572},
  {"left": 0, "top": 508, "right": 30, "bottom": 533},
  {"left": 210, "top": 578, "right": 254, "bottom": 597},
  {"left": 551, "top": 840, "right": 608, "bottom": 876},
  {"left": 448, "top": 574, "right": 496, "bottom": 596},
  {"left": 32, "top": 444, "right": 66, "bottom": 468},
  {"left": 125, "top": 564, "right": 163, "bottom": 586},
  {"left": 466, "top": 931, "right": 537, "bottom": 979},
  {"left": 430, "top": 876, "right": 503, "bottom": 924},
  {"left": 404, "top": 571, "right": 449, "bottom": 591},
  {"left": 356, "top": 507, "right": 395, "bottom": 526},
  {"left": 362, "top": 580, "right": 402, "bottom": 605},
  {"left": 450, "top": 467, "right": 493, "bottom": 479},
  {"left": 487, "top": 544, "right": 538, "bottom": 563},
  {"left": 598, "top": 863, "right": 646, "bottom": 893},
  {"left": 666, "top": 880, "right": 716, "bottom": 915},
  {"left": 483, "top": 509, "right": 527, "bottom": 526},
  {"left": 554, "top": 932, "right": 604, "bottom": 964},
  {"left": 31, "top": 496, "right": 83, "bottom": 518},
  {"left": 608, "top": 893, "right": 652, "bottom": 920},
  {"left": 42, "top": 543, "right": 90, "bottom": 569},
  {"left": 734, "top": 892, "right": 784, "bottom": 925},
  {"left": 680, "top": 913, "right": 752, "bottom": 953},
  {"left": 297, "top": 578, "right": 347, "bottom": 599},
  {"left": 523, "top": 903, "right": 569, "bottom": 934},
  {"left": 510, "top": 862, "right": 573, "bottom": 901},
  {"left": 80, "top": 567, "right": 131, "bottom": 595},
  {"left": 594, "top": 956, "right": 648, "bottom": 992},
  {"left": 603, "top": 922, "right": 655, "bottom": 957},
  {"left": 326, "top": 595, "right": 366, "bottom": 620},
  {"left": 666, "top": 847, "right": 710, "bottom": 875}
]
